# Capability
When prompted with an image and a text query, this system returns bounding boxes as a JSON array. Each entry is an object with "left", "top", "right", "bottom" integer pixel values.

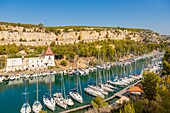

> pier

[
  {"left": 59, "top": 80, "right": 141, "bottom": 113},
  {"left": 105, "top": 80, "right": 141, "bottom": 101}
]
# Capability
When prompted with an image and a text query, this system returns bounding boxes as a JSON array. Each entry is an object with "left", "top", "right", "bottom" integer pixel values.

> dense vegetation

[
  {"left": 0, "top": 40, "right": 166, "bottom": 61},
  {"left": 91, "top": 96, "right": 108, "bottom": 108},
  {"left": 0, "top": 22, "right": 44, "bottom": 29},
  {"left": 50, "top": 39, "right": 166, "bottom": 62},
  {"left": 162, "top": 48, "right": 170, "bottom": 75},
  {"left": 119, "top": 72, "right": 170, "bottom": 113}
]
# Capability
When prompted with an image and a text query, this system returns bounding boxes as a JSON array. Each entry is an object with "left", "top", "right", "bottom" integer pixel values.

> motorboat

[{"left": 9, "top": 75, "right": 15, "bottom": 81}]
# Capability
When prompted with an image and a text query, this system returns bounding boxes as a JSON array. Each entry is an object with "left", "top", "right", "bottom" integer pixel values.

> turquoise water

[{"left": 0, "top": 59, "right": 149, "bottom": 113}]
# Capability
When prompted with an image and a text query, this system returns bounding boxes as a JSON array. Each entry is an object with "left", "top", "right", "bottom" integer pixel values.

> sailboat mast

[
  {"left": 76, "top": 76, "right": 78, "bottom": 92},
  {"left": 62, "top": 74, "right": 66, "bottom": 98},
  {"left": 49, "top": 76, "right": 52, "bottom": 97},
  {"left": 24, "top": 80, "right": 27, "bottom": 113},
  {"left": 36, "top": 79, "right": 38, "bottom": 101},
  {"left": 24, "top": 80, "right": 27, "bottom": 103},
  {"left": 96, "top": 69, "right": 98, "bottom": 85},
  {"left": 78, "top": 76, "right": 82, "bottom": 97}
]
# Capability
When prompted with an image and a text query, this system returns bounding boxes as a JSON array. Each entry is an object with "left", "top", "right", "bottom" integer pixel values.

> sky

[{"left": 0, "top": 0, "right": 170, "bottom": 34}]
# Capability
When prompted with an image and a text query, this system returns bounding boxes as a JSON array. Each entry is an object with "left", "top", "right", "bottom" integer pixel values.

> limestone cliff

[{"left": 0, "top": 23, "right": 164, "bottom": 46}]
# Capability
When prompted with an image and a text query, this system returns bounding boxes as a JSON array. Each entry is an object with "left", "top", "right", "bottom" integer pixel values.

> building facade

[
  {"left": 5, "top": 47, "right": 55, "bottom": 72},
  {"left": 6, "top": 58, "right": 23, "bottom": 72}
]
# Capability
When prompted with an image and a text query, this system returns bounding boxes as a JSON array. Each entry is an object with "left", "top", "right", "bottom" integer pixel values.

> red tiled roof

[
  {"left": 43, "top": 47, "right": 54, "bottom": 56},
  {"left": 127, "top": 86, "right": 144, "bottom": 93}
]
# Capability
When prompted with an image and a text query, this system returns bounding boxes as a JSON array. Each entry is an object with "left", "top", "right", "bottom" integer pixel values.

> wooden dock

[
  {"left": 105, "top": 80, "right": 141, "bottom": 102},
  {"left": 59, "top": 80, "right": 141, "bottom": 113},
  {"left": 59, "top": 104, "right": 91, "bottom": 113}
]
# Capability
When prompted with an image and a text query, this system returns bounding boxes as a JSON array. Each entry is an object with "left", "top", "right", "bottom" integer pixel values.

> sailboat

[
  {"left": 53, "top": 73, "right": 73, "bottom": 109},
  {"left": 53, "top": 92, "right": 67, "bottom": 109},
  {"left": 43, "top": 76, "right": 55, "bottom": 111},
  {"left": 32, "top": 78, "right": 42, "bottom": 113},
  {"left": 87, "top": 69, "right": 108, "bottom": 96},
  {"left": 84, "top": 70, "right": 105, "bottom": 98},
  {"left": 61, "top": 73, "right": 74, "bottom": 106},
  {"left": 98, "top": 69, "right": 114, "bottom": 93},
  {"left": 69, "top": 75, "right": 83, "bottom": 103},
  {"left": 20, "top": 80, "right": 31, "bottom": 113}
]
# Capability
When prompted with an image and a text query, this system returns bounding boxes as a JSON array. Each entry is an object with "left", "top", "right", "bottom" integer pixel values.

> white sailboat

[
  {"left": 61, "top": 73, "right": 74, "bottom": 106},
  {"left": 84, "top": 87, "right": 105, "bottom": 98},
  {"left": 98, "top": 69, "right": 114, "bottom": 93},
  {"left": 20, "top": 81, "right": 31, "bottom": 113},
  {"left": 69, "top": 75, "right": 83, "bottom": 103},
  {"left": 88, "top": 85, "right": 108, "bottom": 95},
  {"left": 65, "top": 95, "right": 74, "bottom": 106},
  {"left": 100, "top": 83, "right": 114, "bottom": 92},
  {"left": 53, "top": 93, "right": 67, "bottom": 109},
  {"left": 87, "top": 69, "right": 108, "bottom": 96},
  {"left": 0, "top": 75, "right": 5, "bottom": 83},
  {"left": 43, "top": 76, "right": 55, "bottom": 111},
  {"left": 53, "top": 74, "right": 70, "bottom": 109},
  {"left": 69, "top": 89, "right": 83, "bottom": 103},
  {"left": 32, "top": 79, "right": 42, "bottom": 113}
]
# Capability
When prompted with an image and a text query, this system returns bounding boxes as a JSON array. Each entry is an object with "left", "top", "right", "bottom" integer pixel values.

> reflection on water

[{"left": 0, "top": 58, "right": 149, "bottom": 113}]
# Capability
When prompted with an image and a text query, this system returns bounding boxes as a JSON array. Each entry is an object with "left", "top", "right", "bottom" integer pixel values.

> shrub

[{"left": 60, "top": 60, "right": 67, "bottom": 66}]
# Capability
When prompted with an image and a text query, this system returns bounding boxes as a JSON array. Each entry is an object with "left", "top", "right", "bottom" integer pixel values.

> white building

[
  {"left": 6, "top": 47, "right": 55, "bottom": 72},
  {"left": 28, "top": 57, "right": 45, "bottom": 68},
  {"left": 43, "top": 47, "right": 55, "bottom": 67},
  {"left": 6, "top": 58, "right": 23, "bottom": 72}
]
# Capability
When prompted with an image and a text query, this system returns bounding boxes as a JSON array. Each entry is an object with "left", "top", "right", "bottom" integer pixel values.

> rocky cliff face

[{"left": 0, "top": 24, "right": 164, "bottom": 46}]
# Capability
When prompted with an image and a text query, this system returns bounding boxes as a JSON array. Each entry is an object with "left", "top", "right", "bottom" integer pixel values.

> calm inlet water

[{"left": 0, "top": 59, "right": 150, "bottom": 113}]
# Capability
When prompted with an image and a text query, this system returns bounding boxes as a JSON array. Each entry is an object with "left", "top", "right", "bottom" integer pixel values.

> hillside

[{"left": 0, "top": 22, "right": 165, "bottom": 46}]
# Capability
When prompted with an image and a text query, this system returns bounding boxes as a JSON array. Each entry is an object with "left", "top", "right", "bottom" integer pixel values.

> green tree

[
  {"left": 142, "top": 72, "right": 162, "bottom": 100},
  {"left": 78, "top": 35, "right": 82, "bottom": 40},
  {"left": 23, "top": 28, "right": 26, "bottom": 32},
  {"left": 60, "top": 60, "right": 67, "bottom": 66},
  {"left": 91, "top": 96, "right": 108, "bottom": 108},
  {"left": 39, "top": 110, "right": 47, "bottom": 113},
  {"left": 50, "top": 41, "right": 55, "bottom": 47},
  {"left": 134, "top": 99, "right": 149, "bottom": 113},
  {"left": 120, "top": 103, "right": 135, "bottom": 113},
  {"left": 38, "top": 23, "right": 44, "bottom": 29},
  {"left": 162, "top": 48, "right": 170, "bottom": 75}
]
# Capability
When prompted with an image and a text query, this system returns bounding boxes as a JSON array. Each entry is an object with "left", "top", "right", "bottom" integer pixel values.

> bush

[
  {"left": 60, "top": 60, "right": 67, "bottom": 66},
  {"left": 91, "top": 96, "right": 108, "bottom": 108},
  {"left": 50, "top": 41, "right": 55, "bottom": 47},
  {"left": 48, "top": 66, "right": 55, "bottom": 69},
  {"left": 39, "top": 110, "right": 47, "bottom": 113}
]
